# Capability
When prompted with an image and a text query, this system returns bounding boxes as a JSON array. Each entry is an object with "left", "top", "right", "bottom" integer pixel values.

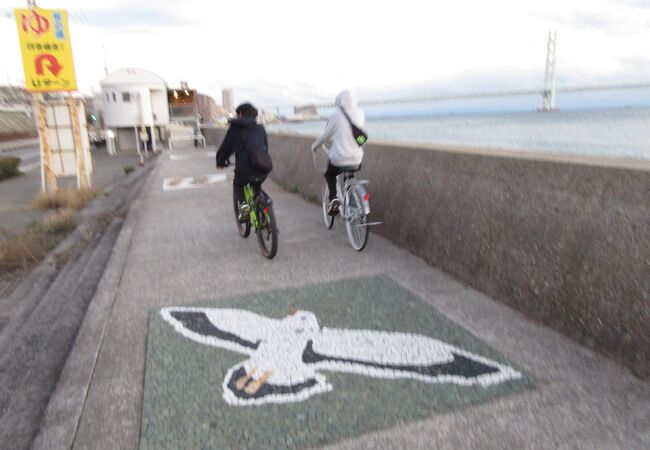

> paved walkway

[{"left": 37, "top": 147, "right": 650, "bottom": 449}]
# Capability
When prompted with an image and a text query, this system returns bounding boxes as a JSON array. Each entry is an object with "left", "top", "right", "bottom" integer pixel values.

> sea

[{"left": 267, "top": 107, "right": 650, "bottom": 160}]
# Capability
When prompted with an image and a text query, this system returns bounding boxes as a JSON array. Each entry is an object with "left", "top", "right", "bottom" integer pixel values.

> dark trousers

[
  {"left": 324, "top": 163, "right": 342, "bottom": 201},
  {"left": 233, "top": 179, "right": 262, "bottom": 204},
  {"left": 325, "top": 163, "right": 360, "bottom": 201}
]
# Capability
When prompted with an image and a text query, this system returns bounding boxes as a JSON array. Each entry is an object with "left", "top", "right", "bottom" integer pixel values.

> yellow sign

[{"left": 14, "top": 8, "right": 77, "bottom": 92}]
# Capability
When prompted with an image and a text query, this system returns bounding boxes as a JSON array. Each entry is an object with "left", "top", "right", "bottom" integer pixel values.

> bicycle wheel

[
  {"left": 257, "top": 202, "right": 278, "bottom": 259},
  {"left": 233, "top": 194, "right": 250, "bottom": 238},
  {"left": 344, "top": 187, "right": 369, "bottom": 251},
  {"left": 321, "top": 183, "right": 334, "bottom": 229}
]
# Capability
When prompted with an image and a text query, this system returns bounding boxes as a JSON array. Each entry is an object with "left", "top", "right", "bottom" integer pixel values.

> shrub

[
  {"left": 33, "top": 188, "right": 98, "bottom": 212},
  {"left": 39, "top": 209, "right": 78, "bottom": 235},
  {"left": 0, "top": 156, "right": 22, "bottom": 181},
  {"left": 0, "top": 229, "right": 48, "bottom": 271},
  {"left": 0, "top": 209, "right": 78, "bottom": 272}
]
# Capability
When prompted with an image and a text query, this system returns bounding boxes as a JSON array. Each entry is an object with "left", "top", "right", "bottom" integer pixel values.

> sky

[{"left": 2, "top": 0, "right": 650, "bottom": 113}]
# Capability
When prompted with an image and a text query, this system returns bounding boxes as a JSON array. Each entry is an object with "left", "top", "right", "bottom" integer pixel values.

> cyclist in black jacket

[{"left": 216, "top": 103, "right": 269, "bottom": 221}]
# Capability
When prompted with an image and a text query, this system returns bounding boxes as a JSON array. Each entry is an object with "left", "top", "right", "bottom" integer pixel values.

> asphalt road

[
  {"left": 34, "top": 147, "right": 650, "bottom": 450},
  {"left": 0, "top": 142, "right": 141, "bottom": 234},
  {"left": 2, "top": 143, "right": 42, "bottom": 172}
]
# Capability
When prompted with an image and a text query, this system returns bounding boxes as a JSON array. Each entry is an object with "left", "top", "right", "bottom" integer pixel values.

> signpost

[
  {"left": 14, "top": 7, "right": 77, "bottom": 92},
  {"left": 14, "top": 4, "right": 91, "bottom": 192}
]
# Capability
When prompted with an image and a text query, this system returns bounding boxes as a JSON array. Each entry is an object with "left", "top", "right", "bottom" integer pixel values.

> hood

[
  {"left": 335, "top": 90, "right": 357, "bottom": 109},
  {"left": 228, "top": 117, "right": 257, "bottom": 128}
]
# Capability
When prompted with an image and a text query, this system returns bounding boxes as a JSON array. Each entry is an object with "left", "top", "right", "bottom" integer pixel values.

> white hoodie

[{"left": 312, "top": 90, "right": 365, "bottom": 167}]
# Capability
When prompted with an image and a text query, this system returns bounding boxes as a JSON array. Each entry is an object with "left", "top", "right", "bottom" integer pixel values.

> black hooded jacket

[{"left": 216, "top": 118, "right": 269, "bottom": 183}]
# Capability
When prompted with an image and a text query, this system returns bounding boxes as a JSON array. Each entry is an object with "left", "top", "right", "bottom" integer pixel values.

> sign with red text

[{"left": 14, "top": 8, "right": 77, "bottom": 92}]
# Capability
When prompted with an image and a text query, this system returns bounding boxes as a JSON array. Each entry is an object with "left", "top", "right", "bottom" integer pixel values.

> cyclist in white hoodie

[{"left": 311, "top": 89, "right": 365, "bottom": 215}]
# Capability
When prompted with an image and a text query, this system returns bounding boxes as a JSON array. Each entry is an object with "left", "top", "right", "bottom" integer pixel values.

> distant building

[
  {"left": 196, "top": 93, "right": 224, "bottom": 124},
  {"left": 222, "top": 88, "right": 234, "bottom": 117},
  {"left": 0, "top": 86, "right": 36, "bottom": 141},
  {"left": 289, "top": 104, "right": 319, "bottom": 122},
  {"left": 0, "top": 86, "right": 32, "bottom": 110},
  {"left": 100, "top": 68, "right": 170, "bottom": 153},
  {"left": 168, "top": 87, "right": 198, "bottom": 124}
]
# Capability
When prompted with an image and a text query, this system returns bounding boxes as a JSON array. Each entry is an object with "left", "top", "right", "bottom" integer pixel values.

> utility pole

[{"left": 542, "top": 31, "right": 557, "bottom": 112}]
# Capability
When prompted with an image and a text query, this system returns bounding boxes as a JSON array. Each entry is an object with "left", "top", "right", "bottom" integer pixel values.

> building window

[
  {"left": 112, "top": 92, "right": 116, "bottom": 102},
  {"left": 122, "top": 92, "right": 131, "bottom": 102}
]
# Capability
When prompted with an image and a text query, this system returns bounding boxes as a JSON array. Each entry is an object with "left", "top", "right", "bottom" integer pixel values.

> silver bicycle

[{"left": 313, "top": 145, "right": 375, "bottom": 251}]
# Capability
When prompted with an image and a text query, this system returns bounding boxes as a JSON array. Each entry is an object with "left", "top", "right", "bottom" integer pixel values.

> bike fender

[{"left": 356, "top": 185, "right": 371, "bottom": 215}]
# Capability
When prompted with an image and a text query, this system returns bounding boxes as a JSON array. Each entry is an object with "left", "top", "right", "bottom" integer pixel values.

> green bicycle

[{"left": 233, "top": 183, "right": 278, "bottom": 259}]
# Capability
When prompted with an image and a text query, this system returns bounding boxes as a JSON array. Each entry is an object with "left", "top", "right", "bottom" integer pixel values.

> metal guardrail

[{"left": 168, "top": 134, "right": 206, "bottom": 151}]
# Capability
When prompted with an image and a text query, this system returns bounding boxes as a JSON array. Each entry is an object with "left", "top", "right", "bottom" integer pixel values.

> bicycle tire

[
  {"left": 321, "top": 183, "right": 334, "bottom": 229},
  {"left": 233, "top": 194, "right": 250, "bottom": 238},
  {"left": 257, "top": 203, "right": 278, "bottom": 259},
  {"left": 344, "top": 187, "right": 369, "bottom": 251}
]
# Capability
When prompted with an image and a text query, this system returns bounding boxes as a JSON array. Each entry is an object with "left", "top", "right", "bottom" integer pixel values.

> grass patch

[
  {"left": 0, "top": 209, "right": 78, "bottom": 272},
  {"left": 0, "top": 225, "right": 68, "bottom": 272},
  {"left": 303, "top": 192, "right": 318, "bottom": 204},
  {"left": 0, "top": 156, "right": 22, "bottom": 182},
  {"left": 1, "top": 188, "right": 97, "bottom": 273},
  {"left": 36, "top": 209, "right": 79, "bottom": 235},
  {"left": 33, "top": 187, "right": 98, "bottom": 212},
  {"left": 275, "top": 179, "right": 300, "bottom": 194}
]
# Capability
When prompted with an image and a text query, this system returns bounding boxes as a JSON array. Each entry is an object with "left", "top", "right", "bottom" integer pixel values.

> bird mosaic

[{"left": 160, "top": 307, "right": 522, "bottom": 406}]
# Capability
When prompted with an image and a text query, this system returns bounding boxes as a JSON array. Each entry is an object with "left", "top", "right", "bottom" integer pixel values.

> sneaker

[
  {"left": 238, "top": 202, "right": 250, "bottom": 222},
  {"left": 327, "top": 198, "right": 340, "bottom": 216}
]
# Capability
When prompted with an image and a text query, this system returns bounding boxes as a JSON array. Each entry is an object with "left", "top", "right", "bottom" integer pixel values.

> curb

[
  {"left": 0, "top": 159, "right": 154, "bottom": 352},
  {"left": 0, "top": 158, "right": 156, "bottom": 449},
  {"left": 31, "top": 154, "right": 158, "bottom": 450}
]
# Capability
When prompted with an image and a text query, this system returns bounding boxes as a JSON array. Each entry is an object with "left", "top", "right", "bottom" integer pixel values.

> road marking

[
  {"left": 18, "top": 151, "right": 40, "bottom": 159},
  {"left": 161, "top": 307, "right": 522, "bottom": 406},
  {"left": 169, "top": 152, "right": 216, "bottom": 161},
  {"left": 0, "top": 204, "right": 32, "bottom": 212},
  {"left": 143, "top": 276, "right": 531, "bottom": 450},
  {"left": 20, "top": 162, "right": 41, "bottom": 172},
  {"left": 162, "top": 173, "right": 227, "bottom": 191}
]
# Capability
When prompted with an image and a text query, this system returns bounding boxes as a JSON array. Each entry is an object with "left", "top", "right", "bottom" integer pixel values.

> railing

[{"left": 168, "top": 134, "right": 206, "bottom": 151}]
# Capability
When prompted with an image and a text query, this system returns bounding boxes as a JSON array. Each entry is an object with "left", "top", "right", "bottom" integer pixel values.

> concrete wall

[{"left": 204, "top": 127, "right": 650, "bottom": 378}]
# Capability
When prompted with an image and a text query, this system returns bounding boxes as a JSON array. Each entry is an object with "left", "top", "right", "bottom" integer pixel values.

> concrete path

[{"left": 37, "top": 147, "right": 650, "bottom": 449}]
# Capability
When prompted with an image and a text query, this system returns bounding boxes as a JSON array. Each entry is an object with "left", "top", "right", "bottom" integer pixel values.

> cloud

[{"left": 81, "top": 8, "right": 194, "bottom": 29}]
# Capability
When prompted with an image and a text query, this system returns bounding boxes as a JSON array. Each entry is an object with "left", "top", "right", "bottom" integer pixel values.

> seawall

[{"left": 204, "top": 127, "right": 650, "bottom": 378}]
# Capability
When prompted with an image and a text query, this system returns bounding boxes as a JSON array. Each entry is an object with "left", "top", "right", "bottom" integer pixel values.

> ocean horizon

[{"left": 268, "top": 106, "right": 650, "bottom": 160}]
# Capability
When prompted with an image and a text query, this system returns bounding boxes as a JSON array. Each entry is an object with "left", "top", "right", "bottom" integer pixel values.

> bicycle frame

[
  {"left": 336, "top": 173, "right": 371, "bottom": 219},
  {"left": 244, "top": 184, "right": 259, "bottom": 228},
  {"left": 244, "top": 184, "right": 272, "bottom": 231}
]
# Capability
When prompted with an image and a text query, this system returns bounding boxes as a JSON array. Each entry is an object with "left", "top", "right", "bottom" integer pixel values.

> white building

[
  {"left": 100, "top": 68, "right": 169, "bottom": 153},
  {"left": 222, "top": 88, "right": 234, "bottom": 117}
]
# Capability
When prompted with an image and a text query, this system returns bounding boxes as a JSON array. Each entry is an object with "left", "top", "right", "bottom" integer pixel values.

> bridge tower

[{"left": 542, "top": 31, "right": 557, "bottom": 111}]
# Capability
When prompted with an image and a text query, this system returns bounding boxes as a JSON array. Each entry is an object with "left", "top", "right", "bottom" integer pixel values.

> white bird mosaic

[{"left": 160, "top": 307, "right": 522, "bottom": 406}]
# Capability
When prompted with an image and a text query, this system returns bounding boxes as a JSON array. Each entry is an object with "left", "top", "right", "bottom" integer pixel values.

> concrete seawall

[{"left": 203, "top": 127, "right": 650, "bottom": 378}]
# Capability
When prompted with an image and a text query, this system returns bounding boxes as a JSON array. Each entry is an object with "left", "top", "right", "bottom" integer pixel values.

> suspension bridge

[{"left": 273, "top": 32, "right": 650, "bottom": 114}]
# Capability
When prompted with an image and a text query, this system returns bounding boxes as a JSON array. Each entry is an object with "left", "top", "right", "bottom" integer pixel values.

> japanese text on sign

[{"left": 14, "top": 8, "right": 77, "bottom": 92}]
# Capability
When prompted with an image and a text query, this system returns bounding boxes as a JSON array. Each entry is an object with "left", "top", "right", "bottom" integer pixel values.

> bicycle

[
  {"left": 233, "top": 183, "right": 278, "bottom": 259},
  {"left": 313, "top": 145, "right": 376, "bottom": 251}
]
